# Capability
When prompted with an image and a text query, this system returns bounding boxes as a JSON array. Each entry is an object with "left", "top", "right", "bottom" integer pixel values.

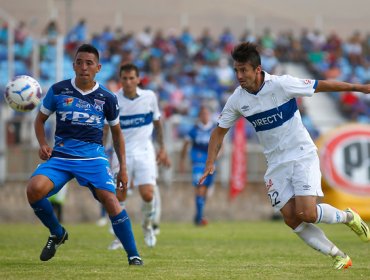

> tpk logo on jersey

[
  {"left": 94, "top": 99, "right": 105, "bottom": 112},
  {"left": 63, "top": 97, "right": 74, "bottom": 106}
]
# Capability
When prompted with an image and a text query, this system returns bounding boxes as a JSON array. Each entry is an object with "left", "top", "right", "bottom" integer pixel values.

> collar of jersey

[
  {"left": 119, "top": 87, "right": 142, "bottom": 100},
  {"left": 71, "top": 77, "right": 100, "bottom": 95}
]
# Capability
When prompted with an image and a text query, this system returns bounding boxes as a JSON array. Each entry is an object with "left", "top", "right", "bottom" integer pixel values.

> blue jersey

[
  {"left": 187, "top": 121, "right": 216, "bottom": 187},
  {"left": 40, "top": 78, "right": 119, "bottom": 159},
  {"left": 187, "top": 121, "right": 215, "bottom": 163}
]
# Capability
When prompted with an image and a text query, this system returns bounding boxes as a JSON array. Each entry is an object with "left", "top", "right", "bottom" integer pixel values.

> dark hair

[
  {"left": 75, "top": 44, "right": 100, "bottom": 61},
  {"left": 119, "top": 63, "right": 139, "bottom": 77},
  {"left": 231, "top": 42, "right": 261, "bottom": 69}
]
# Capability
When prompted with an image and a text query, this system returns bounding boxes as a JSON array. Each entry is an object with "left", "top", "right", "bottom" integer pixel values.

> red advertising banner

[{"left": 229, "top": 118, "right": 247, "bottom": 199}]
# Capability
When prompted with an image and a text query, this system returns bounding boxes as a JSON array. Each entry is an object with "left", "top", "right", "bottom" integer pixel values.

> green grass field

[{"left": 0, "top": 221, "right": 369, "bottom": 280}]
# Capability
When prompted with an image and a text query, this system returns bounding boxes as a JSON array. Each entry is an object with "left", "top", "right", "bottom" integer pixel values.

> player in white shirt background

[
  {"left": 199, "top": 42, "right": 370, "bottom": 270},
  {"left": 108, "top": 63, "right": 170, "bottom": 249}
]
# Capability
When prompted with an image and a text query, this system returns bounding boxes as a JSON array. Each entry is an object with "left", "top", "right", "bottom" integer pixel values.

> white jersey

[
  {"left": 218, "top": 72, "right": 318, "bottom": 165},
  {"left": 116, "top": 87, "right": 161, "bottom": 156}
]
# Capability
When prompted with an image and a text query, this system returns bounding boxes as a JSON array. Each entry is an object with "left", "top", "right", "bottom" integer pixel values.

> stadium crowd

[{"left": 1, "top": 19, "right": 370, "bottom": 142}]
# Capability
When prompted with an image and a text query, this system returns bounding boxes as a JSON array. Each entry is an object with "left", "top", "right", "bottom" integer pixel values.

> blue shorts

[
  {"left": 32, "top": 157, "right": 116, "bottom": 199},
  {"left": 192, "top": 162, "right": 215, "bottom": 188}
]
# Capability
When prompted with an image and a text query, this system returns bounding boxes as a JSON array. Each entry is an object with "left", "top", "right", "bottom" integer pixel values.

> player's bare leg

[{"left": 281, "top": 198, "right": 351, "bottom": 269}]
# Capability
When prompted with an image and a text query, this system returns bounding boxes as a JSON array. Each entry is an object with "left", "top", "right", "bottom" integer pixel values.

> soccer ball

[{"left": 4, "top": 75, "right": 42, "bottom": 112}]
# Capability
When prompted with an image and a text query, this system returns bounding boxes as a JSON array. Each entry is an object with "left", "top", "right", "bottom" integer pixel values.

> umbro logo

[{"left": 241, "top": 105, "right": 250, "bottom": 111}]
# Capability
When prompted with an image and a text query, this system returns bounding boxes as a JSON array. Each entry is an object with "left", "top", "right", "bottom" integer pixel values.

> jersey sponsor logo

[
  {"left": 76, "top": 99, "right": 91, "bottom": 110},
  {"left": 246, "top": 98, "right": 297, "bottom": 132},
  {"left": 58, "top": 110, "right": 102, "bottom": 125},
  {"left": 63, "top": 97, "right": 74, "bottom": 106},
  {"left": 304, "top": 79, "right": 312, "bottom": 84},
  {"left": 119, "top": 112, "right": 153, "bottom": 129}
]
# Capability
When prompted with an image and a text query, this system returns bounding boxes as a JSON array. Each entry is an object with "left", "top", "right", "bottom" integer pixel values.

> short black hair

[
  {"left": 119, "top": 63, "right": 139, "bottom": 77},
  {"left": 231, "top": 42, "right": 261, "bottom": 69},
  {"left": 75, "top": 44, "right": 100, "bottom": 61}
]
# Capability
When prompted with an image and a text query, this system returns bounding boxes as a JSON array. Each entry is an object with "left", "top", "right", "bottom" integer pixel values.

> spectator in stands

[
  {"left": 42, "top": 20, "right": 60, "bottom": 45},
  {"left": 14, "top": 21, "right": 28, "bottom": 44},
  {"left": 260, "top": 28, "right": 275, "bottom": 50},
  {"left": 218, "top": 27, "right": 235, "bottom": 52},
  {"left": 136, "top": 26, "right": 153, "bottom": 48},
  {"left": 261, "top": 48, "right": 279, "bottom": 74},
  {"left": 65, "top": 19, "right": 87, "bottom": 55},
  {"left": 343, "top": 31, "right": 364, "bottom": 66},
  {"left": 198, "top": 28, "right": 213, "bottom": 48},
  {"left": 0, "top": 21, "right": 8, "bottom": 44},
  {"left": 239, "top": 29, "right": 257, "bottom": 44}
]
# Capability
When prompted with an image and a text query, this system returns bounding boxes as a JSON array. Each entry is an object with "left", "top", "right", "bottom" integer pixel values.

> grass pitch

[{"left": 0, "top": 221, "right": 369, "bottom": 280}]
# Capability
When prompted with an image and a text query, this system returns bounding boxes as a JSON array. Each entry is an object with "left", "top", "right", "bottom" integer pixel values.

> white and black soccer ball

[{"left": 4, "top": 75, "right": 42, "bottom": 112}]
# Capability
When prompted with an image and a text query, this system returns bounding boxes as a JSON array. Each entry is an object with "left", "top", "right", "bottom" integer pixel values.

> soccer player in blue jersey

[
  {"left": 26, "top": 44, "right": 142, "bottom": 265},
  {"left": 179, "top": 105, "right": 216, "bottom": 226},
  {"left": 199, "top": 42, "right": 370, "bottom": 270}
]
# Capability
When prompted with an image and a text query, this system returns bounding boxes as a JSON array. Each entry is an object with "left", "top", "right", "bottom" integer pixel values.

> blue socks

[
  {"left": 30, "top": 198, "right": 64, "bottom": 237},
  {"left": 110, "top": 209, "right": 140, "bottom": 259},
  {"left": 195, "top": 195, "right": 206, "bottom": 223}
]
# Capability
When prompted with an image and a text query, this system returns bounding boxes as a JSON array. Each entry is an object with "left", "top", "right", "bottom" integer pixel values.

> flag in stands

[{"left": 230, "top": 118, "right": 247, "bottom": 199}]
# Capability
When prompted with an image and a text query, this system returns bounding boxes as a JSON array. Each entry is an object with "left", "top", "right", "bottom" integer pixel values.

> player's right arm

[
  {"left": 198, "top": 126, "right": 229, "bottom": 185},
  {"left": 34, "top": 111, "right": 52, "bottom": 160}
]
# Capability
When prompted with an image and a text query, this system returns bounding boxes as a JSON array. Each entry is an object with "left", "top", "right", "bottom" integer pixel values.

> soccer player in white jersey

[
  {"left": 108, "top": 63, "right": 170, "bottom": 249},
  {"left": 199, "top": 42, "right": 370, "bottom": 270}
]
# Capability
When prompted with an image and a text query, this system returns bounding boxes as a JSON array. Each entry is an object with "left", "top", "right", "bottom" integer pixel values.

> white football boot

[{"left": 143, "top": 226, "right": 156, "bottom": 247}]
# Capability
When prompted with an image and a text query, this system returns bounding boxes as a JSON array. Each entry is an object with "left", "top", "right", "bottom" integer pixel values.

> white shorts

[
  {"left": 264, "top": 151, "right": 324, "bottom": 212},
  {"left": 111, "top": 151, "right": 157, "bottom": 187}
]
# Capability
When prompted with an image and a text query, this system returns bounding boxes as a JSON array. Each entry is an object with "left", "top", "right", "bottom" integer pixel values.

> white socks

[
  {"left": 315, "top": 203, "right": 352, "bottom": 224},
  {"left": 294, "top": 222, "right": 346, "bottom": 257},
  {"left": 142, "top": 199, "right": 155, "bottom": 228},
  {"left": 152, "top": 185, "right": 161, "bottom": 226}
]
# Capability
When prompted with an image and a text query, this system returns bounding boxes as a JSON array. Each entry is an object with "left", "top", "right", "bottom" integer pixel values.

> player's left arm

[
  {"left": 315, "top": 80, "right": 370, "bottom": 94},
  {"left": 153, "top": 119, "right": 171, "bottom": 167},
  {"left": 110, "top": 124, "right": 128, "bottom": 192}
]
